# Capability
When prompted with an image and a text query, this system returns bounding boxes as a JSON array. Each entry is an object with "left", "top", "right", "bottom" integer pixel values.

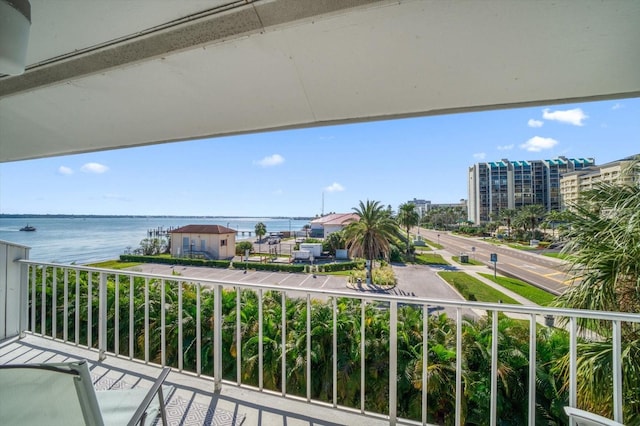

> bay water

[{"left": 0, "top": 216, "right": 311, "bottom": 264}]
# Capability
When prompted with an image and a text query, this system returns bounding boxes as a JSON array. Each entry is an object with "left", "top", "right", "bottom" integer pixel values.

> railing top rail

[
  {"left": 17, "top": 258, "right": 640, "bottom": 323},
  {"left": 0, "top": 239, "right": 31, "bottom": 250}
]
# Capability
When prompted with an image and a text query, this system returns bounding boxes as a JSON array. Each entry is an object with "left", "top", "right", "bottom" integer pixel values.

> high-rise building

[
  {"left": 468, "top": 157, "right": 594, "bottom": 224},
  {"left": 559, "top": 155, "right": 639, "bottom": 209}
]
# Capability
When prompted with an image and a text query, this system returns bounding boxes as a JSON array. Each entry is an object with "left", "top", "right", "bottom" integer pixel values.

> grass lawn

[
  {"left": 414, "top": 252, "right": 450, "bottom": 266},
  {"left": 88, "top": 260, "right": 141, "bottom": 269},
  {"left": 478, "top": 273, "right": 556, "bottom": 306},
  {"left": 506, "top": 243, "right": 540, "bottom": 251},
  {"left": 438, "top": 271, "right": 519, "bottom": 304},
  {"left": 422, "top": 238, "right": 444, "bottom": 250},
  {"left": 451, "top": 256, "right": 484, "bottom": 266},
  {"left": 542, "top": 252, "right": 572, "bottom": 260}
]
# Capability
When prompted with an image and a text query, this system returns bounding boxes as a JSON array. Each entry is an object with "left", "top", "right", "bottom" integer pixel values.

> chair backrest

[
  {"left": 564, "top": 407, "right": 624, "bottom": 426},
  {"left": 0, "top": 360, "right": 103, "bottom": 426}
]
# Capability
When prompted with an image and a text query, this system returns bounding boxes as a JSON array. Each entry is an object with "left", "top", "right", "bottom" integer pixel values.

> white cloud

[
  {"left": 473, "top": 152, "right": 486, "bottom": 160},
  {"left": 497, "top": 144, "right": 514, "bottom": 151},
  {"left": 528, "top": 119, "right": 544, "bottom": 128},
  {"left": 254, "top": 154, "right": 284, "bottom": 167},
  {"left": 80, "top": 162, "right": 109, "bottom": 174},
  {"left": 58, "top": 166, "right": 73, "bottom": 175},
  {"left": 612, "top": 103, "right": 623, "bottom": 110},
  {"left": 520, "top": 136, "right": 558, "bottom": 152},
  {"left": 324, "top": 182, "right": 345, "bottom": 193},
  {"left": 542, "top": 108, "right": 588, "bottom": 126}
]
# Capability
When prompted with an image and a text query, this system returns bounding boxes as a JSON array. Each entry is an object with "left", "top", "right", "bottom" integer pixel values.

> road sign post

[{"left": 490, "top": 253, "right": 498, "bottom": 279}]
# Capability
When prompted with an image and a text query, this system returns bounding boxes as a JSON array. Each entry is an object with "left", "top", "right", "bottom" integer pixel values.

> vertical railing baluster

[
  {"left": 456, "top": 308, "right": 462, "bottom": 426},
  {"left": 144, "top": 277, "right": 149, "bottom": 363},
  {"left": 63, "top": 269, "right": 68, "bottom": 342},
  {"left": 129, "top": 275, "right": 134, "bottom": 360},
  {"left": 490, "top": 310, "right": 498, "bottom": 426},
  {"left": 161, "top": 279, "right": 166, "bottom": 367},
  {"left": 40, "top": 266, "right": 46, "bottom": 336},
  {"left": 569, "top": 317, "right": 577, "bottom": 426},
  {"left": 528, "top": 313, "right": 536, "bottom": 426},
  {"left": 19, "top": 262, "right": 30, "bottom": 338},
  {"left": 178, "top": 280, "right": 183, "bottom": 371},
  {"left": 612, "top": 320, "right": 622, "bottom": 423},
  {"left": 281, "top": 291, "right": 286, "bottom": 397},
  {"left": 389, "top": 301, "right": 398, "bottom": 426},
  {"left": 422, "top": 304, "right": 428, "bottom": 426},
  {"left": 74, "top": 269, "right": 79, "bottom": 345},
  {"left": 306, "top": 293, "right": 311, "bottom": 402},
  {"left": 360, "top": 299, "right": 366, "bottom": 413},
  {"left": 51, "top": 267, "right": 57, "bottom": 340},
  {"left": 114, "top": 274, "right": 119, "bottom": 356},
  {"left": 332, "top": 297, "right": 337, "bottom": 408},
  {"left": 87, "top": 271, "right": 92, "bottom": 348},
  {"left": 214, "top": 284, "right": 222, "bottom": 392},
  {"left": 236, "top": 287, "right": 241, "bottom": 385},
  {"left": 197, "top": 283, "right": 201, "bottom": 376},
  {"left": 258, "top": 288, "right": 264, "bottom": 391},
  {"left": 30, "top": 265, "right": 36, "bottom": 334},
  {"left": 98, "top": 272, "right": 107, "bottom": 360}
]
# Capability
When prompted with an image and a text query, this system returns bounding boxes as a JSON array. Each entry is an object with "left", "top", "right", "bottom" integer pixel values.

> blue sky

[{"left": 1, "top": 98, "right": 638, "bottom": 217}]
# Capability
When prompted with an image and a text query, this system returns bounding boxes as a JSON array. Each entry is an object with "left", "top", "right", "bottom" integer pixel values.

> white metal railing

[{"left": 6, "top": 254, "right": 640, "bottom": 425}]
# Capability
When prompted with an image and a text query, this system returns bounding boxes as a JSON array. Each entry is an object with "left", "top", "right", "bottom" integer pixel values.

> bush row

[
  {"left": 120, "top": 254, "right": 231, "bottom": 268},
  {"left": 119, "top": 255, "right": 364, "bottom": 274}
]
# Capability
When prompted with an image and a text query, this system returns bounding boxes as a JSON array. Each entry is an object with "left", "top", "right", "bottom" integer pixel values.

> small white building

[
  {"left": 309, "top": 213, "right": 359, "bottom": 238},
  {"left": 170, "top": 224, "right": 236, "bottom": 260}
]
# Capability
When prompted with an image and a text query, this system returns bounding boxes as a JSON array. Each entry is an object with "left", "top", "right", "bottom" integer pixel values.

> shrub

[{"left": 236, "top": 241, "right": 253, "bottom": 255}]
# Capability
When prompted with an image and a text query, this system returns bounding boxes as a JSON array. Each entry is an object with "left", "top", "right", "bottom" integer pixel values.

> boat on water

[{"left": 19, "top": 225, "right": 36, "bottom": 232}]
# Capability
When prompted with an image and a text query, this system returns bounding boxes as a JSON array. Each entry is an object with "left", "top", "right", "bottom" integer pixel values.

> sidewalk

[{"left": 434, "top": 249, "right": 556, "bottom": 327}]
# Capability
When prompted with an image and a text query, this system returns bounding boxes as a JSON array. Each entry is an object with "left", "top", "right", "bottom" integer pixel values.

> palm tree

[
  {"left": 325, "top": 231, "right": 345, "bottom": 256},
  {"left": 255, "top": 221, "right": 267, "bottom": 259},
  {"left": 553, "top": 163, "right": 640, "bottom": 419},
  {"left": 397, "top": 202, "right": 420, "bottom": 255},
  {"left": 500, "top": 209, "right": 517, "bottom": 239},
  {"left": 343, "top": 200, "right": 400, "bottom": 284},
  {"left": 555, "top": 171, "right": 640, "bottom": 323},
  {"left": 520, "top": 204, "right": 546, "bottom": 238}
]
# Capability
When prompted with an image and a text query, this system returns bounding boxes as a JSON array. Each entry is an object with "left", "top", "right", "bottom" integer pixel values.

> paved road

[{"left": 417, "top": 228, "right": 572, "bottom": 295}]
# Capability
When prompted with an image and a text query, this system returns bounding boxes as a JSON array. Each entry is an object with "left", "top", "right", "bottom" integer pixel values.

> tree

[
  {"left": 325, "top": 231, "right": 345, "bottom": 255},
  {"left": 520, "top": 204, "right": 546, "bottom": 237},
  {"left": 343, "top": 200, "right": 400, "bottom": 284},
  {"left": 397, "top": 202, "right": 420, "bottom": 255},
  {"left": 553, "top": 162, "right": 640, "bottom": 419},
  {"left": 500, "top": 209, "right": 517, "bottom": 239},
  {"left": 138, "top": 237, "right": 167, "bottom": 255},
  {"left": 255, "top": 222, "right": 267, "bottom": 258}
]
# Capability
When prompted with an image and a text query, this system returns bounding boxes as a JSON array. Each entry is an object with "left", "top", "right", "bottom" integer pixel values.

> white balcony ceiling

[{"left": 1, "top": 0, "right": 639, "bottom": 163}]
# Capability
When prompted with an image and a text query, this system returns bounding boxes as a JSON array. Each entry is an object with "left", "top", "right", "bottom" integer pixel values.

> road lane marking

[{"left": 504, "top": 263, "right": 566, "bottom": 283}]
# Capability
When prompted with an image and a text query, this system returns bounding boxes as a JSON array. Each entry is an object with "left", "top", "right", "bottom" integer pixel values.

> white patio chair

[
  {"left": 0, "top": 360, "right": 171, "bottom": 426},
  {"left": 564, "top": 406, "right": 624, "bottom": 426}
]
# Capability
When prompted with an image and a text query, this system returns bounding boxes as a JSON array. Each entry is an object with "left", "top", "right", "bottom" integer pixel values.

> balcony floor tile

[{"left": 1, "top": 335, "right": 403, "bottom": 426}]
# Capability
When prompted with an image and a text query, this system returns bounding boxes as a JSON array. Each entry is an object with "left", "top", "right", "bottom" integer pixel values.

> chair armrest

[{"left": 127, "top": 367, "right": 171, "bottom": 426}]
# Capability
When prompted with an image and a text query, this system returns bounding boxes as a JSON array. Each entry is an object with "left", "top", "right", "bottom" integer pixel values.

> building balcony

[{"left": 1, "top": 240, "right": 637, "bottom": 425}]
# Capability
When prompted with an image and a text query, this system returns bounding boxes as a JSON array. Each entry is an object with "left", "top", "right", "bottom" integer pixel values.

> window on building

[{"left": 221, "top": 239, "right": 227, "bottom": 246}]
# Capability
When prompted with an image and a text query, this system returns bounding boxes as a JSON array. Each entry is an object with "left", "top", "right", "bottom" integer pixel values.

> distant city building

[
  {"left": 468, "top": 157, "right": 595, "bottom": 224},
  {"left": 408, "top": 198, "right": 467, "bottom": 217},
  {"left": 560, "top": 155, "right": 639, "bottom": 209}
]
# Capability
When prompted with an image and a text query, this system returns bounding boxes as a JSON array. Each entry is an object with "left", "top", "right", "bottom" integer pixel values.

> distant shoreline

[{"left": 0, "top": 214, "right": 313, "bottom": 220}]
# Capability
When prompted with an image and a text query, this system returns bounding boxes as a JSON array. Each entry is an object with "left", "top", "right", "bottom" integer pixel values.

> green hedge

[
  {"left": 320, "top": 260, "right": 364, "bottom": 272},
  {"left": 235, "top": 262, "right": 305, "bottom": 273},
  {"left": 120, "top": 254, "right": 231, "bottom": 268}
]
